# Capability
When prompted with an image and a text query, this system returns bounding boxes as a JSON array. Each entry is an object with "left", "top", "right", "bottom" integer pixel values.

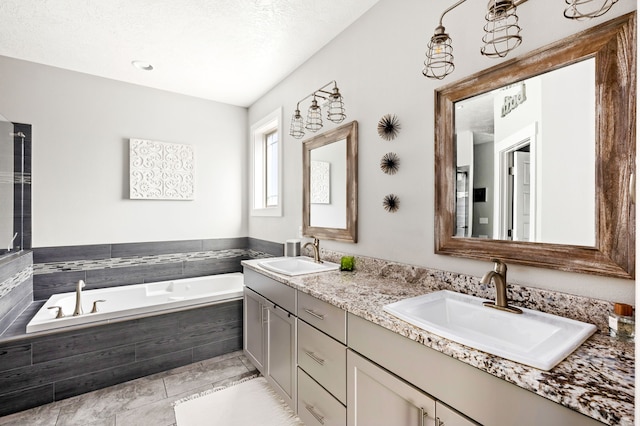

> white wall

[
  {"left": 248, "top": 0, "right": 637, "bottom": 303},
  {"left": 0, "top": 56, "right": 248, "bottom": 247}
]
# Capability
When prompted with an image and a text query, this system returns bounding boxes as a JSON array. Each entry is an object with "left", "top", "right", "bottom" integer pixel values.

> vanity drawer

[
  {"left": 298, "top": 368, "right": 346, "bottom": 426},
  {"left": 298, "top": 319, "right": 347, "bottom": 404},
  {"left": 297, "top": 291, "right": 347, "bottom": 343},
  {"left": 243, "top": 268, "right": 296, "bottom": 314}
]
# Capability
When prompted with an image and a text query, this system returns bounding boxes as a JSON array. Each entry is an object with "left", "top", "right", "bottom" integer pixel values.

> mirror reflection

[
  {"left": 310, "top": 138, "right": 347, "bottom": 229},
  {"left": 455, "top": 58, "right": 595, "bottom": 246}
]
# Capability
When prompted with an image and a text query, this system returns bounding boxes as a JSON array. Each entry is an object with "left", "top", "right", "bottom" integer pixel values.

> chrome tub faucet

[
  {"left": 480, "top": 259, "right": 522, "bottom": 314},
  {"left": 304, "top": 237, "right": 322, "bottom": 263}
]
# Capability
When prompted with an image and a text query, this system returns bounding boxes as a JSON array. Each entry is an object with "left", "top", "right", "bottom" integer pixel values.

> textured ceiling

[{"left": 0, "top": 0, "right": 380, "bottom": 106}]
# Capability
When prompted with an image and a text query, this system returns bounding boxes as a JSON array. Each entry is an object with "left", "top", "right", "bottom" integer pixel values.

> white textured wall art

[
  {"left": 310, "top": 160, "right": 330, "bottom": 204},
  {"left": 129, "top": 139, "right": 195, "bottom": 200}
]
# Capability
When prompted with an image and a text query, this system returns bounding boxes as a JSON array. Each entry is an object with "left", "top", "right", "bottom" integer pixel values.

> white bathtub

[{"left": 26, "top": 273, "right": 245, "bottom": 333}]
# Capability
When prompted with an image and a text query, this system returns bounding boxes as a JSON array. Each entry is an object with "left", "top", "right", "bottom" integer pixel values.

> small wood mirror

[
  {"left": 434, "top": 13, "right": 636, "bottom": 279},
  {"left": 303, "top": 121, "right": 358, "bottom": 242}
]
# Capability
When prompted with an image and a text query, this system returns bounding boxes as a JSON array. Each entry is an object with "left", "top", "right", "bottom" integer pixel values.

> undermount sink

[
  {"left": 258, "top": 256, "right": 340, "bottom": 276},
  {"left": 383, "top": 290, "right": 597, "bottom": 371}
]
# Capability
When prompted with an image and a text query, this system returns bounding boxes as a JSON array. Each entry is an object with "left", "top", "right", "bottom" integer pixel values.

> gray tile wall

[
  {"left": 0, "top": 300, "right": 242, "bottom": 416},
  {"left": 0, "top": 252, "right": 33, "bottom": 335},
  {"left": 32, "top": 237, "right": 282, "bottom": 301}
]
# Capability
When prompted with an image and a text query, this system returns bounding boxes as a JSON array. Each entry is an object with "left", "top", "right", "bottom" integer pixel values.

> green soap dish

[{"left": 340, "top": 256, "right": 355, "bottom": 271}]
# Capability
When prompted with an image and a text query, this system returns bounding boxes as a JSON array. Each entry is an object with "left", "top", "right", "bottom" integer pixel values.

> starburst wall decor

[
  {"left": 383, "top": 194, "right": 400, "bottom": 213},
  {"left": 380, "top": 152, "right": 400, "bottom": 175},
  {"left": 377, "top": 114, "right": 401, "bottom": 141}
]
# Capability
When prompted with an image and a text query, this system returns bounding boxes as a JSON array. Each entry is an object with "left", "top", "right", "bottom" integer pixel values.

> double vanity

[{"left": 242, "top": 256, "right": 634, "bottom": 426}]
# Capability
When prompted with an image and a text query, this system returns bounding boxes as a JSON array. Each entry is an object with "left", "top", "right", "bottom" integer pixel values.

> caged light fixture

[
  {"left": 289, "top": 81, "right": 346, "bottom": 139},
  {"left": 423, "top": 0, "right": 467, "bottom": 80},
  {"left": 480, "top": 0, "right": 522, "bottom": 58},
  {"left": 423, "top": 0, "right": 619, "bottom": 80},
  {"left": 563, "top": 0, "right": 619, "bottom": 20}
]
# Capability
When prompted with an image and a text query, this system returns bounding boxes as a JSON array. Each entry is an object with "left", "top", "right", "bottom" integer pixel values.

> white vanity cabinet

[
  {"left": 297, "top": 291, "right": 348, "bottom": 426},
  {"left": 243, "top": 287, "right": 267, "bottom": 372},
  {"left": 243, "top": 266, "right": 604, "bottom": 426},
  {"left": 347, "top": 350, "right": 437, "bottom": 426},
  {"left": 243, "top": 269, "right": 297, "bottom": 410},
  {"left": 347, "top": 313, "right": 602, "bottom": 426}
]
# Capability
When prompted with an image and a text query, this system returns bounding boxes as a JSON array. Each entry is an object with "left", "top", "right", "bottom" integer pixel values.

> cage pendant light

[
  {"left": 305, "top": 98, "right": 323, "bottom": 132},
  {"left": 422, "top": 0, "right": 466, "bottom": 80},
  {"left": 564, "top": 0, "right": 618, "bottom": 19},
  {"left": 423, "top": 26, "right": 455, "bottom": 80},
  {"left": 289, "top": 108, "right": 305, "bottom": 139},
  {"left": 327, "top": 86, "right": 346, "bottom": 123},
  {"left": 481, "top": 0, "right": 522, "bottom": 58}
]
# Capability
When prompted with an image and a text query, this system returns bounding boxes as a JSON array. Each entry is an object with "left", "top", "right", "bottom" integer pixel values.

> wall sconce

[
  {"left": 564, "top": 0, "right": 619, "bottom": 19},
  {"left": 289, "top": 81, "right": 346, "bottom": 139},
  {"left": 422, "top": 0, "right": 466, "bottom": 80},
  {"left": 480, "top": 0, "right": 522, "bottom": 58}
]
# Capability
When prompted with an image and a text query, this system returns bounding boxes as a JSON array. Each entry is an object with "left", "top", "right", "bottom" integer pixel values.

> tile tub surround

[
  {"left": 0, "top": 238, "right": 280, "bottom": 416},
  {"left": 0, "top": 299, "right": 243, "bottom": 417},
  {"left": 32, "top": 237, "right": 282, "bottom": 301},
  {"left": 243, "top": 256, "right": 634, "bottom": 426}
]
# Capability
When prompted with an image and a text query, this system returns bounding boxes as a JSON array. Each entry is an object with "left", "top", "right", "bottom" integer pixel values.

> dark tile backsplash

[
  {"left": 32, "top": 244, "right": 112, "bottom": 263},
  {"left": 32, "top": 237, "right": 281, "bottom": 301}
]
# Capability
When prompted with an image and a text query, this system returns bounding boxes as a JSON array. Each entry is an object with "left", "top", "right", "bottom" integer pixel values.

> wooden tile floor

[{"left": 0, "top": 351, "right": 257, "bottom": 426}]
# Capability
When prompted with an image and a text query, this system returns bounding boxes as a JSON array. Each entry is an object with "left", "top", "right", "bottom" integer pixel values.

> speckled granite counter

[{"left": 242, "top": 257, "right": 634, "bottom": 426}]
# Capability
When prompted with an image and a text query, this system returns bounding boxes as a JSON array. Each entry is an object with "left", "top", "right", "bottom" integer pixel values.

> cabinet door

[
  {"left": 347, "top": 350, "right": 436, "bottom": 426},
  {"left": 243, "top": 288, "right": 266, "bottom": 373},
  {"left": 436, "top": 402, "right": 480, "bottom": 426},
  {"left": 267, "top": 303, "right": 297, "bottom": 410}
]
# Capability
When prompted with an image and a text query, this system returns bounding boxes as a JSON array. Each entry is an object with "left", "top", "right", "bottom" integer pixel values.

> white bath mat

[{"left": 173, "top": 375, "right": 303, "bottom": 426}]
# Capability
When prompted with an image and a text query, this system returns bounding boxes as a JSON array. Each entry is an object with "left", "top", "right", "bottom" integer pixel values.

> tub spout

[{"left": 73, "top": 280, "right": 85, "bottom": 316}]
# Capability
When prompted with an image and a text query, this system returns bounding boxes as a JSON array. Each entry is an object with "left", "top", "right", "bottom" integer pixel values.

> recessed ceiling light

[{"left": 132, "top": 60, "right": 154, "bottom": 71}]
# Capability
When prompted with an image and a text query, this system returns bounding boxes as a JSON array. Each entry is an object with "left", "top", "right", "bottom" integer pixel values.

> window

[{"left": 251, "top": 108, "right": 283, "bottom": 216}]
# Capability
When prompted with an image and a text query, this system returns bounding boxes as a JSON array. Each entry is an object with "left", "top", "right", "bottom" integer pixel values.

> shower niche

[{"left": 0, "top": 114, "right": 31, "bottom": 257}]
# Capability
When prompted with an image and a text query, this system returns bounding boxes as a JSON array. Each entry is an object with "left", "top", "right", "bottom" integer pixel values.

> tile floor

[{"left": 0, "top": 351, "right": 258, "bottom": 426}]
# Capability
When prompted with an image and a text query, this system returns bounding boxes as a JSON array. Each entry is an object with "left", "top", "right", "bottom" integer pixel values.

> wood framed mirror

[
  {"left": 303, "top": 120, "right": 358, "bottom": 242},
  {"left": 434, "top": 12, "right": 636, "bottom": 279}
]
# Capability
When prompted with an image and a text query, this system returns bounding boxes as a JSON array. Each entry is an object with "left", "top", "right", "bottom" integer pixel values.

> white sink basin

[
  {"left": 258, "top": 256, "right": 340, "bottom": 276},
  {"left": 383, "top": 290, "right": 597, "bottom": 371}
]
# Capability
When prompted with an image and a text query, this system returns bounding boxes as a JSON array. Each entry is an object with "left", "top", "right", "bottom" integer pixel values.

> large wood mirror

[
  {"left": 435, "top": 12, "right": 636, "bottom": 279},
  {"left": 303, "top": 121, "right": 358, "bottom": 242}
]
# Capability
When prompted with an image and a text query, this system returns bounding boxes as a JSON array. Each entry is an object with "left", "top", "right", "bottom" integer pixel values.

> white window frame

[{"left": 250, "top": 107, "right": 283, "bottom": 217}]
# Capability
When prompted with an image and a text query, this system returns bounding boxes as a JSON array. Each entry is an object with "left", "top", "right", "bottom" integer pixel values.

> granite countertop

[{"left": 242, "top": 259, "right": 634, "bottom": 426}]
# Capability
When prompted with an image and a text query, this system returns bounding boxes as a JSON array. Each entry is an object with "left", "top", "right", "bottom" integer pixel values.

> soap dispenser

[{"left": 609, "top": 303, "right": 634, "bottom": 342}]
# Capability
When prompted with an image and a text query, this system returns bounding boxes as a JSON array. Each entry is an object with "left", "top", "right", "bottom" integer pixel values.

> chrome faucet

[
  {"left": 73, "top": 280, "right": 85, "bottom": 316},
  {"left": 304, "top": 237, "right": 322, "bottom": 263},
  {"left": 480, "top": 259, "right": 522, "bottom": 314}
]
